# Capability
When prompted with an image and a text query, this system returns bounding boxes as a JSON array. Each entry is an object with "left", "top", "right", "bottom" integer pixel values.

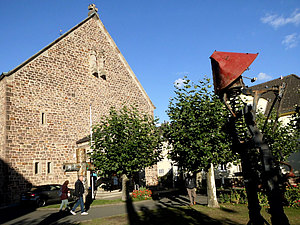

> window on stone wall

[
  {"left": 41, "top": 112, "right": 46, "bottom": 125},
  {"left": 93, "top": 72, "right": 99, "bottom": 78},
  {"left": 34, "top": 162, "right": 40, "bottom": 174},
  {"left": 47, "top": 162, "right": 52, "bottom": 174},
  {"left": 100, "top": 74, "right": 106, "bottom": 80}
]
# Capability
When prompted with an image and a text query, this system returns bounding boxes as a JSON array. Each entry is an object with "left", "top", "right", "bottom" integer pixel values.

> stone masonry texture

[{"left": 0, "top": 12, "right": 157, "bottom": 205}]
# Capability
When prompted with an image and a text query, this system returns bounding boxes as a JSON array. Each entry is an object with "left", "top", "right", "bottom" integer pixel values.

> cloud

[
  {"left": 257, "top": 72, "right": 272, "bottom": 81},
  {"left": 174, "top": 78, "right": 186, "bottom": 88},
  {"left": 175, "top": 71, "right": 189, "bottom": 76},
  {"left": 282, "top": 33, "right": 299, "bottom": 49},
  {"left": 155, "top": 122, "right": 161, "bottom": 127},
  {"left": 261, "top": 9, "right": 300, "bottom": 29}
]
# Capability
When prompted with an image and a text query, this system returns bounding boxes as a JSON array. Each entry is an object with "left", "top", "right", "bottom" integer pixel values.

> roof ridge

[{"left": 251, "top": 74, "right": 299, "bottom": 87}]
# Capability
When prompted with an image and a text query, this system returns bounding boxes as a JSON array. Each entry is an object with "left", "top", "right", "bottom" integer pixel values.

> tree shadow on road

[
  {"left": 36, "top": 211, "right": 74, "bottom": 225},
  {"left": 126, "top": 197, "right": 142, "bottom": 225},
  {"left": 0, "top": 205, "right": 37, "bottom": 224},
  {"left": 85, "top": 188, "right": 94, "bottom": 211}
]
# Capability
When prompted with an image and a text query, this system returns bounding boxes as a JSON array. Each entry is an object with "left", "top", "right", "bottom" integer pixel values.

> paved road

[{"left": 0, "top": 194, "right": 208, "bottom": 225}]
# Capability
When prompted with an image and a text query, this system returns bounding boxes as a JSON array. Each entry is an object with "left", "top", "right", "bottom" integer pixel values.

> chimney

[{"left": 88, "top": 4, "right": 98, "bottom": 16}]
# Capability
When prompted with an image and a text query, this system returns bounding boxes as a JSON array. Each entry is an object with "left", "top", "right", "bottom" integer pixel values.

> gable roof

[
  {"left": 0, "top": 11, "right": 155, "bottom": 110},
  {"left": 250, "top": 74, "right": 300, "bottom": 115},
  {"left": 0, "top": 13, "right": 95, "bottom": 80}
]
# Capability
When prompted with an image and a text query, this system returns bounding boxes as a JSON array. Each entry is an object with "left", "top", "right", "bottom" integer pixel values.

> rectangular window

[
  {"left": 220, "top": 164, "right": 226, "bottom": 171},
  {"left": 159, "top": 169, "right": 164, "bottom": 174},
  {"left": 35, "top": 162, "right": 39, "bottom": 174},
  {"left": 47, "top": 162, "right": 51, "bottom": 174},
  {"left": 41, "top": 112, "right": 46, "bottom": 125}
]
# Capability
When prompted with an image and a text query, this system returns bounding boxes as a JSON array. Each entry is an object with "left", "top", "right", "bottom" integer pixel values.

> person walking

[
  {"left": 70, "top": 175, "right": 88, "bottom": 215},
  {"left": 59, "top": 180, "right": 70, "bottom": 212},
  {"left": 185, "top": 172, "right": 197, "bottom": 206}
]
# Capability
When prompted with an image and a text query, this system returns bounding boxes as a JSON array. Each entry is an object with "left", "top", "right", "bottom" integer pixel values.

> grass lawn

[{"left": 80, "top": 204, "right": 300, "bottom": 225}]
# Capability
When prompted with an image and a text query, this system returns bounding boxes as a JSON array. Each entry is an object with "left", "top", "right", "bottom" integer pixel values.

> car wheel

[{"left": 37, "top": 198, "right": 46, "bottom": 207}]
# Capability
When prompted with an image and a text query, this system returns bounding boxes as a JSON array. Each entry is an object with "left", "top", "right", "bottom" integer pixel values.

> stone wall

[
  {"left": 2, "top": 14, "right": 154, "bottom": 203},
  {"left": 0, "top": 78, "right": 7, "bottom": 204},
  {"left": 145, "top": 165, "right": 158, "bottom": 186},
  {"left": 0, "top": 78, "right": 6, "bottom": 158}
]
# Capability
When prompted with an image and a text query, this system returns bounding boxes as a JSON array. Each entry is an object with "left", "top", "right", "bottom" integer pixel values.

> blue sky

[{"left": 0, "top": 0, "right": 299, "bottom": 122}]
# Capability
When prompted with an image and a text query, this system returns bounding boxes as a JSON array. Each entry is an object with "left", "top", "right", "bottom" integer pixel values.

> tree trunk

[
  {"left": 207, "top": 163, "right": 219, "bottom": 208},
  {"left": 121, "top": 174, "right": 129, "bottom": 201}
]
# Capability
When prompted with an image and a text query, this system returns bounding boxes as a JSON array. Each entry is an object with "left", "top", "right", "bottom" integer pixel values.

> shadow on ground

[
  {"left": 126, "top": 193, "right": 243, "bottom": 225},
  {"left": 35, "top": 201, "right": 79, "bottom": 225},
  {"left": 0, "top": 201, "right": 77, "bottom": 225},
  {"left": 84, "top": 188, "right": 95, "bottom": 211},
  {"left": 36, "top": 210, "right": 74, "bottom": 225},
  {"left": 0, "top": 205, "right": 36, "bottom": 224}
]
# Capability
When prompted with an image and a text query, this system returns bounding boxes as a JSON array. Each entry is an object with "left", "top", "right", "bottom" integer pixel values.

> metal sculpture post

[{"left": 210, "top": 51, "right": 289, "bottom": 225}]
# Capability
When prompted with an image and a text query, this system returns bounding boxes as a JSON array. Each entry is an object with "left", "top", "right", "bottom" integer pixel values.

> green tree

[
  {"left": 256, "top": 107, "right": 300, "bottom": 162},
  {"left": 164, "top": 77, "right": 237, "bottom": 207},
  {"left": 291, "top": 105, "right": 300, "bottom": 141},
  {"left": 90, "top": 106, "right": 163, "bottom": 200}
]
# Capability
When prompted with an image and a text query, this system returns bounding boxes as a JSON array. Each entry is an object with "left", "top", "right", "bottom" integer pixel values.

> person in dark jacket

[
  {"left": 70, "top": 175, "right": 88, "bottom": 215},
  {"left": 59, "top": 180, "right": 69, "bottom": 212},
  {"left": 185, "top": 172, "right": 197, "bottom": 206}
]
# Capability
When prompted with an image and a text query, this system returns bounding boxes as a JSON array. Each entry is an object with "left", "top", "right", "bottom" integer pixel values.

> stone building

[{"left": 0, "top": 5, "right": 157, "bottom": 205}]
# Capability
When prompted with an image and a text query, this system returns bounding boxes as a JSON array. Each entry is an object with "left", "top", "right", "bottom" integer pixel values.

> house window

[
  {"left": 47, "top": 162, "right": 52, "bottom": 174},
  {"left": 159, "top": 169, "right": 164, "bottom": 175},
  {"left": 220, "top": 164, "right": 226, "bottom": 171},
  {"left": 34, "top": 162, "right": 40, "bottom": 174}
]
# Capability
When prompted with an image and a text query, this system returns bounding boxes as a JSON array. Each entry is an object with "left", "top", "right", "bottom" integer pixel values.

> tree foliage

[
  {"left": 90, "top": 106, "right": 163, "bottom": 177},
  {"left": 256, "top": 107, "right": 300, "bottom": 161},
  {"left": 163, "top": 77, "right": 237, "bottom": 172},
  {"left": 291, "top": 105, "right": 300, "bottom": 138}
]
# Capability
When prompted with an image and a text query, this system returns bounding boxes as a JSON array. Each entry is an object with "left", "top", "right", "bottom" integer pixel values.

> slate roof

[{"left": 250, "top": 74, "right": 300, "bottom": 115}]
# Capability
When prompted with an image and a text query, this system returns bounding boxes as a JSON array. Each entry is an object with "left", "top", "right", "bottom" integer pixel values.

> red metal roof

[{"left": 210, "top": 51, "right": 258, "bottom": 94}]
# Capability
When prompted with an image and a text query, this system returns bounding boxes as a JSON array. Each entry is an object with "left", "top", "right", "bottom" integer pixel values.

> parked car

[{"left": 21, "top": 184, "right": 75, "bottom": 207}]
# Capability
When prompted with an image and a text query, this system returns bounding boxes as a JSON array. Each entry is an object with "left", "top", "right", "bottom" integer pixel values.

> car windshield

[{"left": 30, "top": 187, "right": 38, "bottom": 191}]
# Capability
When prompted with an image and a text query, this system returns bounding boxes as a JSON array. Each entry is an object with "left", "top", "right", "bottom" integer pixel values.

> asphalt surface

[{"left": 0, "top": 194, "right": 208, "bottom": 225}]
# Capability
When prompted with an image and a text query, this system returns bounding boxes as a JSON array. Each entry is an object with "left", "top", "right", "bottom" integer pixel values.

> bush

[
  {"left": 131, "top": 187, "right": 152, "bottom": 200},
  {"left": 285, "top": 184, "right": 300, "bottom": 208},
  {"left": 257, "top": 191, "right": 269, "bottom": 207},
  {"left": 218, "top": 184, "right": 300, "bottom": 208},
  {"left": 219, "top": 188, "right": 247, "bottom": 204}
]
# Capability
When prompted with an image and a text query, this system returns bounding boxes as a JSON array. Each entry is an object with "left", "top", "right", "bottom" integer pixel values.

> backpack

[
  {"left": 58, "top": 186, "right": 62, "bottom": 197},
  {"left": 185, "top": 177, "right": 195, "bottom": 189}
]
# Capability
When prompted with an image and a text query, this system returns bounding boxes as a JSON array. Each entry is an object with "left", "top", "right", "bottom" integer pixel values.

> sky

[{"left": 0, "top": 0, "right": 299, "bottom": 122}]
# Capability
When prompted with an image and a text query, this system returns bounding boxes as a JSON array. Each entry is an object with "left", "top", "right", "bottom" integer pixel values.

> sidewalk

[{"left": 1, "top": 194, "right": 208, "bottom": 225}]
